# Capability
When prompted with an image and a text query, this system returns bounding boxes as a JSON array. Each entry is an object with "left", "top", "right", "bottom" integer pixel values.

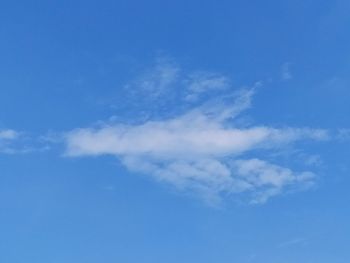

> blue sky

[{"left": 1, "top": 0, "right": 350, "bottom": 262}]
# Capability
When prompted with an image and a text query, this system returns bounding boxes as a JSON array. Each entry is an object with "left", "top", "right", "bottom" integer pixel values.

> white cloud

[
  {"left": 62, "top": 57, "right": 333, "bottom": 204},
  {"left": 65, "top": 87, "right": 327, "bottom": 204},
  {"left": 65, "top": 113, "right": 326, "bottom": 159},
  {"left": 120, "top": 156, "right": 315, "bottom": 205},
  {"left": 232, "top": 159, "right": 315, "bottom": 203}
]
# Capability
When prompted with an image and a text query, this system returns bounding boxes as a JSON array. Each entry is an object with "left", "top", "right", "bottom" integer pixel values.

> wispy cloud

[
  {"left": 63, "top": 56, "right": 329, "bottom": 205},
  {"left": 0, "top": 129, "right": 19, "bottom": 140},
  {"left": 184, "top": 71, "right": 231, "bottom": 102},
  {"left": 131, "top": 56, "right": 180, "bottom": 99},
  {"left": 0, "top": 129, "right": 21, "bottom": 154},
  {"left": 281, "top": 62, "right": 292, "bottom": 81},
  {"left": 0, "top": 129, "right": 50, "bottom": 154},
  {"left": 115, "top": 57, "right": 241, "bottom": 122},
  {"left": 337, "top": 129, "right": 350, "bottom": 140},
  {"left": 278, "top": 237, "right": 309, "bottom": 248}
]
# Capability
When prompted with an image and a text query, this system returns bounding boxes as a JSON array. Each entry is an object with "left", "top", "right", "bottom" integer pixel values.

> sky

[{"left": 1, "top": 0, "right": 350, "bottom": 262}]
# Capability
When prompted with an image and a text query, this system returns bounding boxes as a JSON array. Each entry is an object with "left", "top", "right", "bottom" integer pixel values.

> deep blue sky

[{"left": 1, "top": 1, "right": 350, "bottom": 262}]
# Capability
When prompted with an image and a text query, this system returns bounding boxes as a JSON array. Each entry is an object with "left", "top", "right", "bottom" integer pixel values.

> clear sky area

[{"left": 1, "top": 1, "right": 350, "bottom": 262}]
